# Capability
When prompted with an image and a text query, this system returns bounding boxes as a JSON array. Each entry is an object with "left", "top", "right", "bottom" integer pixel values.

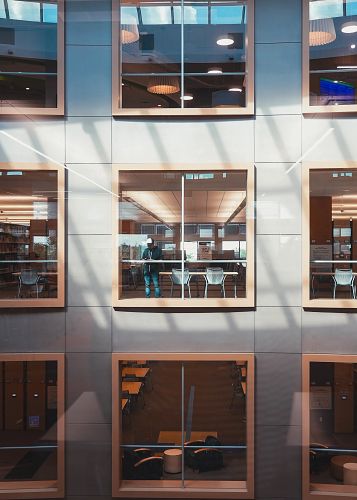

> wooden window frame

[
  {"left": 112, "top": 352, "right": 254, "bottom": 499},
  {"left": 0, "top": 163, "right": 65, "bottom": 308},
  {"left": 302, "top": 0, "right": 357, "bottom": 114},
  {"left": 0, "top": 0, "right": 64, "bottom": 116},
  {"left": 302, "top": 354, "right": 357, "bottom": 500},
  {"left": 112, "top": 0, "right": 254, "bottom": 116},
  {"left": 112, "top": 163, "right": 255, "bottom": 308},
  {"left": 0, "top": 353, "right": 65, "bottom": 499},
  {"left": 302, "top": 161, "right": 357, "bottom": 309}
]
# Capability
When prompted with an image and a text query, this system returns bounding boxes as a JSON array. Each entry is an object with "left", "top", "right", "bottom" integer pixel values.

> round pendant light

[
  {"left": 147, "top": 76, "right": 180, "bottom": 95},
  {"left": 341, "top": 21, "right": 357, "bottom": 34},
  {"left": 121, "top": 14, "right": 139, "bottom": 44},
  {"left": 216, "top": 35, "right": 234, "bottom": 46},
  {"left": 207, "top": 67, "right": 223, "bottom": 74},
  {"left": 309, "top": 18, "right": 336, "bottom": 46}
]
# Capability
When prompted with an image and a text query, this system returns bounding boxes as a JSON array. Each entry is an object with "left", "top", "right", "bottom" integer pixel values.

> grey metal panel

[
  {"left": 255, "top": 115, "right": 302, "bottom": 163},
  {"left": 66, "top": 353, "right": 112, "bottom": 423},
  {"left": 113, "top": 311, "right": 254, "bottom": 352},
  {"left": 255, "top": 353, "right": 301, "bottom": 426},
  {"left": 255, "top": 307, "right": 302, "bottom": 354},
  {"left": 67, "top": 235, "right": 112, "bottom": 306},
  {"left": 66, "top": 307, "right": 112, "bottom": 352},
  {"left": 255, "top": 0, "right": 301, "bottom": 44},
  {"left": 65, "top": 117, "right": 112, "bottom": 164},
  {"left": 256, "top": 163, "right": 301, "bottom": 235},
  {"left": 302, "top": 310, "right": 357, "bottom": 354},
  {"left": 67, "top": 164, "right": 112, "bottom": 235},
  {"left": 66, "top": 46, "right": 112, "bottom": 117},
  {"left": 112, "top": 118, "right": 255, "bottom": 163},
  {"left": 0, "top": 310, "right": 65, "bottom": 352},
  {"left": 66, "top": 423, "right": 112, "bottom": 496},
  {"left": 256, "top": 43, "right": 302, "bottom": 115},
  {"left": 256, "top": 235, "right": 302, "bottom": 306},
  {"left": 66, "top": 0, "right": 112, "bottom": 46},
  {"left": 255, "top": 425, "right": 302, "bottom": 499}
]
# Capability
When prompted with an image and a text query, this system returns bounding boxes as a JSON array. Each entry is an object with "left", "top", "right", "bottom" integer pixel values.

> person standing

[{"left": 142, "top": 238, "right": 163, "bottom": 298}]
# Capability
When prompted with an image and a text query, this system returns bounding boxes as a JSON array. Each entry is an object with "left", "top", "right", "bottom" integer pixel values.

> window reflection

[
  {"left": 117, "top": 170, "right": 248, "bottom": 300},
  {"left": 309, "top": 361, "right": 357, "bottom": 493},
  {"left": 119, "top": 0, "right": 248, "bottom": 109},
  {"left": 119, "top": 360, "right": 248, "bottom": 487},
  {"left": 308, "top": 0, "right": 357, "bottom": 107},
  {"left": 0, "top": 169, "right": 59, "bottom": 302},
  {"left": 309, "top": 168, "right": 357, "bottom": 301}
]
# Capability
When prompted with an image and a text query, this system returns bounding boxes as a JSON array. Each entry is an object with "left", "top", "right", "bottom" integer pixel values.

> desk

[
  {"left": 122, "top": 382, "right": 142, "bottom": 395},
  {"left": 311, "top": 272, "right": 357, "bottom": 298},
  {"left": 158, "top": 431, "right": 217, "bottom": 444},
  {"left": 122, "top": 368, "right": 150, "bottom": 378},
  {"left": 159, "top": 271, "right": 239, "bottom": 298}
]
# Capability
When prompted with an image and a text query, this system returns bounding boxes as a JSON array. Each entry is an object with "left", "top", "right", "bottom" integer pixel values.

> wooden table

[
  {"left": 121, "top": 398, "right": 128, "bottom": 410},
  {"left": 158, "top": 431, "right": 218, "bottom": 444},
  {"left": 160, "top": 271, "right": 239, "bottom": 298},
  {"left": 122, "top": 381, "right": 142, "bottom": 395},
  {"left": 122, "top": 367, "right": 150, "bottom": 378}
]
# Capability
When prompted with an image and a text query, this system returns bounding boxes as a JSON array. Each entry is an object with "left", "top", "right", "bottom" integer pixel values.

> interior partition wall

[
  {"left": 112, "top": 163, "right": 255, "bottom": 307},
  {"left": 112, "top": 353, "right": 254, "bottom": 498},
  {"left": 0, "top": 353, "right": 65, "bottom": 499}
]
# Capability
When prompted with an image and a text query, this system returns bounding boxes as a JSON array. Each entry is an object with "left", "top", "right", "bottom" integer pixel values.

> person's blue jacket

[{"left": 142, "top": 246, "right": 163, "bottom": 275}]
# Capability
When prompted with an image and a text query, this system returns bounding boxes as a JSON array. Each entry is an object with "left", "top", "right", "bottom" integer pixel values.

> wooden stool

[
  {"left": 331, "top": 455, "right": 357, "bottom": 481},
  {"left": 344, "top": 463, "right": 357, "bottom": 485},
  {"left": 163, "top": 448, "right": 182, "bottom": 474}
]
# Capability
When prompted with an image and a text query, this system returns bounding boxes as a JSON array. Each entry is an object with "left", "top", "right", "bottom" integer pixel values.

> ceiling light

[
  {"left": 157, "top": 104, "right": 162, "bottom": 107},
  {"left": 180, "top": 94, "right": 194, "bottom": 101},
  {"left": 337, "top": 65, "right": 357, "bottom": 69},
  {"left": 25, "top": 87, "right": 30, "bottom": 90},
  {"left": 228, "top": 87, "right": 242, "bottom": 92},
  {"left": 216, "top": 35, "right": 234, "bottom": 46},
  {"left": 207, "top": 67, "right": 223, "bottom": 74},
  {"left": 309, "top": 18, "right": 336, "bottom": 46},
  {"left": 147, "top": 76, "right": 180, "bottom": 95},
  {"left": 351, "top": 44, "right": 356, "bottom": 48},
  {"left": 121, "top": 14, "right": 139, "bottom": 44},
  {"left": 341, "top": 21, "right": 357, "bottom": 34}
]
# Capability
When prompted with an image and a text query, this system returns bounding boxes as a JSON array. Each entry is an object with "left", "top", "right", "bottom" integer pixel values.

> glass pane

[
  {"left": 0, "top": 361, "right": 58, "bottom": 483},
  {"left": 183, "top": 361, "right": 247, "bottom": 485},
  {"left": 309, "top": 169, "right": 357, "bottom": 301},
  {"left": 309, "top": 361, "right": 357, "bottom": 491},
  {"left": 120, "top": 0, "right": 181, "bottom": 108},
  {"left": 309, "top": 0, "right": 357, "bottom": 107},
  {"left": 120, "top": 361, "right": 182, "bottom": 482},
  {"left": 0, "top": 75, "right": 58, "bottom": 109},
  {"left": 183, "top": 171, "right": 247, "bottom": 299},
  {"left": 118, "top": 171, "right": 183, "bottom": 300},
  {"left": 183, "top": 0, "right": 247, "bottom": 109},
  {"left": 0, "top": 170, "right": 59, "bottom": 301}
]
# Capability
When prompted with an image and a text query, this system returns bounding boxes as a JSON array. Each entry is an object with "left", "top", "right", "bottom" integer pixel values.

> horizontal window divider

[
  {"left": 310, "top": 447, "right": 357, "bottom": 454},
  {"left": 121, "top": 444, "right": 247, "bottom": 449},
  {"left": 0, "top": 445, "right": 58, "bottom": 451},
  {"left": 0, "top": 259, "right": 58, "bottom": 263},
  {"left": 122, "top": 259, "right": 247, "bottom": 263},
  {"left": 310, "top": 69, "right": 357, "bottom": 74},
  {"left": 122, "top": 72, "right": 246, "bottom": 77},
  {"left": 311, "top": 260, "right": 357, "bottom": 263},
  {"left": 0, "top": 72, "right": 58, "bottom": 76}
]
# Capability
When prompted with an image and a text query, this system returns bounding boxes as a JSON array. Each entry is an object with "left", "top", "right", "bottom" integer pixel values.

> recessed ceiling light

[
  {"left": 122, "top": 83, "right": 125, "bottom": 86},
  {"left": 216, "top": 35, "right": 234, "bottom": 46},
  {"left": 337, "top": 65, "right": 357, "bottom": 69},
  {"left": 25, "top": 87, "right": 30, "bottom": 90},
  {"left": 351, "top": 44, "right": 356, "bottom": 49},
  {"left": 341, "top": 21, "right": 357, "bottom": 34},
  {"left": 334, "top": 80, "right": 339, "bottom": 83},
  {"left": 157, "top": 104, "right": 162, "bottom": 107},
  {"left": 180, "top": 94, "right": 194, "bottom": 101},
  {"left": 207, "top": 67, "right": 223, "bottom": 74},
  {"left": 228, "top": 87, "right": 242, "bottom": 92}
]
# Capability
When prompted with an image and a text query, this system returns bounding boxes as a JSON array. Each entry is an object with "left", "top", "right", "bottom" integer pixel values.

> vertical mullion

[
  {"left": 181, "top": 362, "right": 185, "bottom": 488},
  {"left": 181, "top": 173, "right": 185, "bottom": 299},
  {"left": 181, "top": 0, "right": 184, "bottom": 107}
]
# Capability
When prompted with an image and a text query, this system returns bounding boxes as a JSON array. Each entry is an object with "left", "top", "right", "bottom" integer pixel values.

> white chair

[
  {"left": 204, "top": 268, "right": 226, "bottom": 298},
  {"left": 17, "top": 270, "right": 40, "bottom": 298},
  {"left": 333, "top": 268, "right": 356, "bottom": 299},
  {"left": 170, "top": 268, "right": 191, "bottom": 298}
]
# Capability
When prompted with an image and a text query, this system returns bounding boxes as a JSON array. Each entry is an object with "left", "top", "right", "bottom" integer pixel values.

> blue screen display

[{"left": 320, "top": 78, "right": 355, "bottom": 104}]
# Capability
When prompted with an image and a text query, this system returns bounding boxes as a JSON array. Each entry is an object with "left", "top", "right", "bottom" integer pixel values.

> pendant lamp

[
  {"left": 309, "top": 18, "right": 336, "bottom": 46},
  {"left": 121, "top": 14, "right": 139, "bottom": 44},
  {"left": 147, "top": 76, "right": 180, "bottom": 95}
]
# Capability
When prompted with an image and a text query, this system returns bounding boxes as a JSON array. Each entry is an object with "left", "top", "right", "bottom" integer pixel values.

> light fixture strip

[{"left": 180, "top": 0, "right": 184, "bottom": 109}]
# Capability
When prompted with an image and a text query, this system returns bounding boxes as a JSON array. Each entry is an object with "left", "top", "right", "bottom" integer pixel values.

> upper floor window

[
  {"left": 0, "top": 354, "right": 65, "bottom": 498},
  {"left": 303, "top": 0, "right": 357, "bottom": 113},
  {"left": 112, "top": 0, "right": 254, "bottom": 115},
  {"left": 0, "top": 164, "right": 65, "bottom": 308},
  {"left": 0, "top": 0, "right": 64, "bottom": 114},
  {"left": 112, "top": 164, "right": 254, "bottom": 308},
  {"left": 112, "top": 354, "right": 254, "bottom": 498},
  {"left": 303, "top": 163, "right": 357, "bottom": 308},
  {"left": 303, "top": 354, "right": 357, "bottom": 499}
]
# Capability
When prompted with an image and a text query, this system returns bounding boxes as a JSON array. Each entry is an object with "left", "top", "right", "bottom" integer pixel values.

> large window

[
  {"left": 0, "top": 0, "right": 64, "bottom": 114},
  {"left": 112, "top": 0, "right": 254, "bottom": 115},
  {"left": 303, "top": 0, "right": 357, "bottom": 113},
  {"left": 112, "top": 165, "right": 254, "bottom": 308},
  {"left": 303, "top": 163, "right": 357, "bottom": 308},
  {"left": 0, "top": 164, "right": 65, "bottom": 307},
  {"left": 303, "top": 355, "right": 357, "bottom": 499},
  {"left": 0, "top": 354, "right": 64, "bottom": 498},
  {"left": 112, "top": 354, "right": 254, "bottom": 498}
]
